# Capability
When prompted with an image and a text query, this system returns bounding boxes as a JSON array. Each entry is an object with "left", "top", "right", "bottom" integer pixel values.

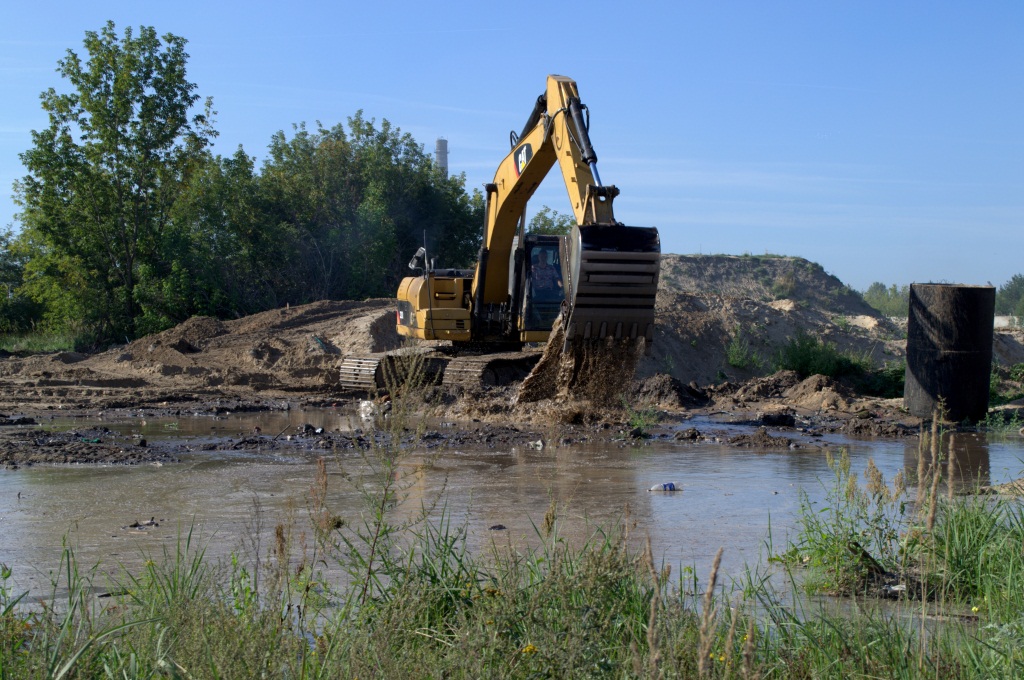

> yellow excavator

[{"left": 339, "top": 75, "right": 660, "bottom": 391}]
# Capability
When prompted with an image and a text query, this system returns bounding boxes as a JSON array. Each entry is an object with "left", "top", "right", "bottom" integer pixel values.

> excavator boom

[{"left": 472, "top": 74, "right": 660, "bottom": 347}]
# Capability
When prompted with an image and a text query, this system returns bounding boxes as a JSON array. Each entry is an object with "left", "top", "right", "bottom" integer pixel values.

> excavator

[{"left": 339, "top": 75, "right": 660, "bottom": 392}]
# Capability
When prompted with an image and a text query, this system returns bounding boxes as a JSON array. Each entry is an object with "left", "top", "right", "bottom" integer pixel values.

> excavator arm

[
  {"left": 472, "top": 75, "right": 660, "bottom": 347},
  {"left": 368, "top": 75, "right": 658, "bottom": 397}
]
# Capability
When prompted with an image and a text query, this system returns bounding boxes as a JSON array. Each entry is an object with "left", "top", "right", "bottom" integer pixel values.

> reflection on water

[
  {"left": 902, "top": 431, "right": 995, "bottom": 494},
  {"left": 1, "top": 414, "right": 1023, "bottom": 597}
]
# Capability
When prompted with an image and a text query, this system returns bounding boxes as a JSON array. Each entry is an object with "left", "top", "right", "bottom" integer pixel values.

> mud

[{"left": 0, "top": 426, "right": 179, "bottom": 469}]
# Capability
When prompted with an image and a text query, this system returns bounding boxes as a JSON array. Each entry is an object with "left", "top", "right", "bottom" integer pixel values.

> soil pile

[{"left": 0, "top": 299, "right": 398, "bottom": 411}]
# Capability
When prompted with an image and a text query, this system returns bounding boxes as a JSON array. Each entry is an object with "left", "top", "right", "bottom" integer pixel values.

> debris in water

[{"left": 648, "top": 482, "right": 680, "bottom": 492}]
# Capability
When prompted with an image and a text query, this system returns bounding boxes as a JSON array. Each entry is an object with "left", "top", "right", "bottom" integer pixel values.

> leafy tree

[
  {"left": 259, "top": 115, "right": 482, "bottom": 303},
  {"left": 14, "top": 21, "right": 216, "bottom": 340},
  {"left": 127, "top": 148, "right": 278, "bottom": 332},
  {"left": 996, "top": 274, "right": 1024, "bottom": 317},
  {"left": 861, "top": 282, "right": 910, "bottom": 317},
  {"left": 0, "top": 229, "right": 21, "bottom": 296},
  {"left": 527, "top": 205, "right": 575, "bottom": 236},
  {"left": 0, "top": 229, "right": 43, "bottom": 334}
]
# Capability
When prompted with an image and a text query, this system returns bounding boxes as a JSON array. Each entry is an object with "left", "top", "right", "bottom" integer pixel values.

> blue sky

[{"left": 2, "top": 2, "right": 1021, "bottom": 291}]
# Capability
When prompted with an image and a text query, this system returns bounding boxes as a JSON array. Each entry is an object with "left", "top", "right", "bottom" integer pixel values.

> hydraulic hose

[{"left": 568, "top": 97, "right": 601, "bottom": 186}]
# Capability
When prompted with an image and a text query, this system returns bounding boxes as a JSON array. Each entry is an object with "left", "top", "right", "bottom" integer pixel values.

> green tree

[
  {"left": 14, "top": 21, "right": 216, "bottom": 340},
  {"left": 0, "top": 229, "right": 43, "bottom": 334},
  {"left": 133, "top": 148, "right": 277, "bottom": 330},
  {"left": 0, "top": 229, "right": 20, "bottom": 296},
  {"left": 996, "top": 274, "right": 1024, "bottom": 316},
  {"left": 259, "top": 115, "right": 482, "bottom": 303},
  {"left": 861, "top": 282, "right": 910, "bottom": 317},
  {"left": 527, "top": 205, "right": 575, "bottom": 236}
]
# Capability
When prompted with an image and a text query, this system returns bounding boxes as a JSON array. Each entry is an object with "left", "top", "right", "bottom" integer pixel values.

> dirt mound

[
  {"left": 732, "top": 370, "right": 803, "bottom": 402},
  {"left": 660, "top": 254, "right": 875, "bottom": 317},
  {"left": 0, "top": 298, "right": 399, "bottom": 411},
  {"left": 784, "top": 375, "right": 852, "bottom": 411},
  {"left": 638, "top": 288, "right": 905, "bottom": 387},
  {"left": 994, "top": 329, "right": 1024, "bottom": 366},
  {"left": 634, "top": 374, "right": 708, "bottom": 409}
]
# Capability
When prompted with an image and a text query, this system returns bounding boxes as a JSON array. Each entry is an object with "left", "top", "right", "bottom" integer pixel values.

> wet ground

[{"left": 2, "top": 407, "right": 1022, "bottom": 599}]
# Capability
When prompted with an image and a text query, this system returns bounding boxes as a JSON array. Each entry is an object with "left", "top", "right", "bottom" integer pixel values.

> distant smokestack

[{"left": 435, "top": 137, "right": 448, "bottom": 178}]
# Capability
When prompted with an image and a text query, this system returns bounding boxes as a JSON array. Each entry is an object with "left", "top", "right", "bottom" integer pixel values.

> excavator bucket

[
  {"left": 563, "top": 223, "right": 660, "bottom": 347},
  {"left": 515, "top": 223, "right": 658, "bottom": 404}
]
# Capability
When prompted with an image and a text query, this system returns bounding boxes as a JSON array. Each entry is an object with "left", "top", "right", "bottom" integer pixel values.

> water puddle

[{"left": 2, "top": 412, "right": 1022, "bottom": 597}]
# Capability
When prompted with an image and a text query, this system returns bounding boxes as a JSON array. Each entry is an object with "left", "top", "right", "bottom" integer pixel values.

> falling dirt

[{"left": 516, "top": 315, "right": 645, "bottom": 406}]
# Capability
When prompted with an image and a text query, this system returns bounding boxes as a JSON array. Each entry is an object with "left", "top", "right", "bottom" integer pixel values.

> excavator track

[
  {"left": 441, "top": 350, "right": 544, "bottom": 389},
  {"left": 339, "top": 354, "right": 385, "bottom": 391},
  {"left": 339, "top": 348, "right": 447, "bottom": 392}
]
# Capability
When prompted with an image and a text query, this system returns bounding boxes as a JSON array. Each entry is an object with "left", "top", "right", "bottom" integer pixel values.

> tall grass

[
  {"left": 4, "top": 381, "right": 1024, "bottom": 676},
  {"left": 0, "top": 331, "right": 82, "bottom": 354}
]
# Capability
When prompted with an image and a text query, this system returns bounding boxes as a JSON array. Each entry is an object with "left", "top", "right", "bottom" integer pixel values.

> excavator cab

[{"left": 517, "top": 235, "right": 567, "bottom": 340}]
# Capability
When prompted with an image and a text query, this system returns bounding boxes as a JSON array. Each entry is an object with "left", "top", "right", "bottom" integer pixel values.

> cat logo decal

[{"left": 513, "top": 144, "right": 532, "bottom": 177}]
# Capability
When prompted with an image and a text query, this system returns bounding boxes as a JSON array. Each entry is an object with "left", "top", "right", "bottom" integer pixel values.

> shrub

[
  {"left": 856, "top": 361, "right": 906, "bottom": 398},
  {"left": 773, "top": 331, "right": 864, "bottom": 380}
]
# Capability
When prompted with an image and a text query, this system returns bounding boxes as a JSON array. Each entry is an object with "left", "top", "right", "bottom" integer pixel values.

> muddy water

[{"left": 1, "top": 414, "right": 1022, "bottom": 597}]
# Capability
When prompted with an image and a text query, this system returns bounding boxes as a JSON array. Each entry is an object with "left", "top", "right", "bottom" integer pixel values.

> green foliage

[
  {"left": 0, "top": 226, "right": 44, "bottom": 335},
  {"left": 526, "top": 205, "right": 574, "bottom": 236},
  {"left": 927, "top": 497, "right": 1024, "bottom": 606},
  {"left": 996, "top": 274, "right": 1024, "bottom": 316},
  {"left": 990, "top": 363, "right": 1024, "bottom": 407},
  {"left": 1012, "top": 363, "right": 1024, "bottom": 382},
  {"left": 779, "top": 450, "right": 908, "bottom": 595},
  {"left": 12, "top": 25, "right": 484, "bottom": 344},
  {"left": 981, "top": 409, "right": 1024, "bottom": 434},
  {"left": 0, "top": 331, "right": 80, "bottom": 354},
  {"left": 258, "top": 116, "right": 482, "bottom": 304},
  {"left": 773, "top": 330, "right": 865, "bottom": 379},
  {"left": 771, "top": 271, "right": 796, "bottom": 299},
  {"left": 0, "top": 297, "right": 42, "bottom": 336},
  {"left": 726, "top": 328, "right": 761, "bottom": 371},
  {"left": 15, "top": 21, "right": 216, "bottom": 340},
  {"left": 857, "top": 361, "right": 906, "bottom": 398},
  {"left": 622, "top": 398, "right": 659, "bottom": 436},
  {"left": 0, "top": 229, "right": 22, "bottom": 291},
  {"left": 862, "top": 281, "right": 911, "bottom": 317}
]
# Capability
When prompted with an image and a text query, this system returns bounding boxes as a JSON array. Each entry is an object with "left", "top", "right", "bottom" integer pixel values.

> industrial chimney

[{"left": 434, "top": 137, "right": 448, "bottom": 178}]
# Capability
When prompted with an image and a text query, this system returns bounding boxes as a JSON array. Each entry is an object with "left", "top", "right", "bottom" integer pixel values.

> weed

[
  {"left": 622, "top": 398, "right": 659, "bottom": 436},
  {"left": 857, "top": 360, "right": 906, "bottom": 398},
  {"left": 779, "top": 449, "right": 909, "bottom": 595},
  {"left": 771, "top": 271, "right": 797, "bottom": 299},
  {"left": 981, "top": 409, "right": 1024, "bottom": 434},
  {"left": 773, "top": 330, "right": 865, "bottom": 380},
  {"left": 726, "top": 328, "right": 762, "bottom": 371},
  {"left": 833, "top": 315, "right": 851, "bottom": 331}
]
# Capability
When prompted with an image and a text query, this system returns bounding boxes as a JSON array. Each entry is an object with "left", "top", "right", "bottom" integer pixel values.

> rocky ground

[{"left": 1, "top": 255, "right": 1022, "bottom": 467}]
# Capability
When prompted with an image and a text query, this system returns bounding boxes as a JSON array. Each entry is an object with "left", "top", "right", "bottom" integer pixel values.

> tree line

[
  {"left": 861, "top": 277, "right": 1024, "bottom": 318},
  {"left": 2, "top": 22, "right": 483, "bottom": 343}
]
